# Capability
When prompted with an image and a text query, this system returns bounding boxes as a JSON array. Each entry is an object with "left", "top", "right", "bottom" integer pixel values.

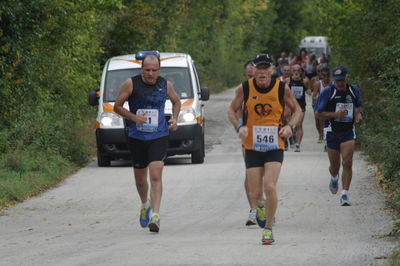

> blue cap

[{"left": 332, "top": 66, "right": 348, "bottom": 81}]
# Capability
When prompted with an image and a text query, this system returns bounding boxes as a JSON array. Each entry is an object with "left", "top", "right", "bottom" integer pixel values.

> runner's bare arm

[
  {"left": 355, "top": 106, "right": 363, "bottom": 123},
  {"left": 233, "top": 85, "right": 244, "bottom": 120},
  {"left": 227, "top": 84, "right": 244, "bottom": 128},
  {"left": 304, "top": 77, "right": 312, "bottom": 95},
  {"left": 279, "top": 84, "right": 302, "bottom": 138},
  {"left": 311, "top": 81, "right": 320, "bottom": 104},
  {"left": 167, "top": 81, "right": 181, "bottom": 131},
  {"left": 114, "top": 79, "right": 147, "bottom": 124}
]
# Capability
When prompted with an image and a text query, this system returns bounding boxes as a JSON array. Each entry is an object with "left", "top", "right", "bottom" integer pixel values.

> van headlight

[
  {"left": 178, "top": 108, "right": 196, "bottom": 123},
  {"left": 100, "top": 112, "right": 124, "bottom": 128}
]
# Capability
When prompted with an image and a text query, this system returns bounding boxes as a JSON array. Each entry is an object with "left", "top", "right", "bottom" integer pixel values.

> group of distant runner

[{"left": 112, "top": 49, "right": 362, "bottom": 246}]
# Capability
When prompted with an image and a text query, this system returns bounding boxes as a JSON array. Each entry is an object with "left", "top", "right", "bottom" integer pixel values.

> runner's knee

[
  {"left": 342, "top": 158, "right": 353, "bottom": 169},
  {"left": 264, "top": 182, "right": 276, "bottom": 195}
]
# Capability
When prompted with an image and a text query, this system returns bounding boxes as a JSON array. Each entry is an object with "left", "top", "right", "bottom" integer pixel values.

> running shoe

[
  {"left": 329, "top": 178, "right": 339, "bottom": 194},
  {"left": 340, "top": 194, "right": 351, "bottom": 206},
  {"left": 148, "top": 214, "right": 160, "bottom": 232},
  {"left": 318, "top": 136, "right": 323, "bottom": 144},
  {"left": 246, "top": 209, "right": 257, "bottom": 226},
  {"left": 294, "top": 144, "right": 301, "bottom": 152},
  {"left": 256, "top": 205, "right": 266, "bottom": 228},
  {"left": 289, "top": 137, "right": 296, "bottom": 149},
  {"left": 262, "top": 228, "right": 274, "bottom": 245},
  {"left": 139, "top": 206, "right": 151, "bottom": 228},
  {"left": 324, "top": 145, "right": 327, "bottom": 152}
]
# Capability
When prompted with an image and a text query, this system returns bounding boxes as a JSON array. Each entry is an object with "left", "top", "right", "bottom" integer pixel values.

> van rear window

[{"left": 104, "top": 67, "right": 193, "bottom": 102}]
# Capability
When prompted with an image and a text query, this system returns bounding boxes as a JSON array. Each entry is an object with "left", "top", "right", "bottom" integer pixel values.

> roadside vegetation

[
  {"left": 1, "top": 1, "right": 399, "bottom": 260},
  {"left": 307, "top": 0, "right": 400, "bottom": 263},
  {"left": 0, "top": 0, "right": 307, "bottom": 209}
]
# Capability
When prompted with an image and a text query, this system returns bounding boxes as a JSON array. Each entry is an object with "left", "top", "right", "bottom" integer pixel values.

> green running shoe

[
  {"left": 262, "top": 228, "right": 274, "bottom": 245},
  {"left": 256, "top": 205, "right": 266, "bottom": 228},
  {"left": 139, "top": 206, "right": 151, "bottom": 228},
  {"left": 148, "top": 215, "right": 160, "bottom": 232}
]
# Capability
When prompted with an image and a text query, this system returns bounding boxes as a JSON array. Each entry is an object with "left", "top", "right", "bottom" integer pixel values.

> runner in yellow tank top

[
  {"left": 228, "top": 54, "right": 302, "bottom": 245},
  {"left": 242, "top": 76, "right": 286, "bottom": 151}
]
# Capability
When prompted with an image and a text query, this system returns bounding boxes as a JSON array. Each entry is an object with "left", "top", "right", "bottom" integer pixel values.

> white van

[
  {"left": 299, "top": 36, "right": 330, "bottom": 59},
  {"left": 89, "top": 52, "right": 209, "bottom": 166}
]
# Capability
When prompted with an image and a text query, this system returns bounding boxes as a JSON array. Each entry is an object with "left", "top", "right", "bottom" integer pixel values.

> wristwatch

[{"left": 236, "top": 124, "right": 243, "bottom": 133}]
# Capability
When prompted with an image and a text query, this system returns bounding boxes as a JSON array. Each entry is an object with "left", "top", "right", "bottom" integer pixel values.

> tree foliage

[{"left": 3, "top": 0, "right": 398, "bottom": 214}]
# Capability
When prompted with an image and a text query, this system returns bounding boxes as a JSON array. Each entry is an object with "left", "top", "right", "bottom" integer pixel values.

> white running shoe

[
  {"left": 340, "top": 194, "right": 351, "bottom": 206},
  {"left": 294, "top": 144, "right": 301, "bottom": 152},
  {"left": 329, "top": 178, "right": 339, "bottom": 194},
  {"left": 246, "top": 209, "right": 257, "bottom": 226}
]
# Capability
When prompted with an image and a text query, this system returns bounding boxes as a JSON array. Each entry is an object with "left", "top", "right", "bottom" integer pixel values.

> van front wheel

[
  {"left": 97, "top": 151, "right": 111, "bottom": 167},
  {"left": 191, "top": 135, "right": 205, "bottom": 164}
]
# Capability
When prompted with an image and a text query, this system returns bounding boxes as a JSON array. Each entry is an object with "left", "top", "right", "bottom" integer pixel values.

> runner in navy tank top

[
  {"left": 114, "top": 54, "right": 181, "bottom": 232},
  {"left": 315, "top": 66, "right": 363, "bottom": 206}
]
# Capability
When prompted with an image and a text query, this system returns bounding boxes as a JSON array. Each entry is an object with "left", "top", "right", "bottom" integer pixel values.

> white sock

[
  {"left": 331, "top": 174, "right": 339, "bottom": 181},
  {"left": 342, "top": 190, "right": 348, "bottom": 195},
  {"left": 151, "top": 212, "right": 159, "bottom": 218},
  {"left": 141, "top": 201, "right": 150, "bottom": 209}
]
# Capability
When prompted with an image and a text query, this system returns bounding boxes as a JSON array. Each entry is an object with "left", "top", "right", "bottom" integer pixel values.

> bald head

[
  {"left": 291, "top": 64, "right": 302, "bottom": 80},
  {"left": 142, "top": 55, "right": 160, "bottom": 68},
  {"left": 141, "top": 55, "right": 161, "bottom": 85}
]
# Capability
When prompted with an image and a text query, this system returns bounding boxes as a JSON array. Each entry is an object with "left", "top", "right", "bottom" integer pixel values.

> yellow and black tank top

[{"left": 242, "top": 78, "right": 285, "bottom": 151}]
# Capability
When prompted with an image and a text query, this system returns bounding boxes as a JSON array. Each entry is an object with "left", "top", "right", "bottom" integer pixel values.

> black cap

[
  {"left": 332, "top": 66, "right": 348, "bottom": 81},
  {"left": 253, "top": 54, "right": 273, "bottom": 67}
]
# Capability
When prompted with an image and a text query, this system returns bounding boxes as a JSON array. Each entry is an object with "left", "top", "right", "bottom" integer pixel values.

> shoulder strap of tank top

[
  {"left": 243, "top": 80, "right": 250, "bottom": 103},
  {"left": 278, "top": 79, "right": 285, "bottom": 105}
]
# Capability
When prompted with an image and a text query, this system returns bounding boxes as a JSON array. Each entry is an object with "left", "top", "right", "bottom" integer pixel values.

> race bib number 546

[
  {"left": 136, "top": 109, "right": 159, "bottom": 132},
  {"left": 253, "top": 126, "right": 279, "bottom": 152}
]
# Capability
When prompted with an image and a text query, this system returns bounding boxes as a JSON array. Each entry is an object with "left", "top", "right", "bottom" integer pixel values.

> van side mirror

[
  {"left": 200, "top": 87, "right": 209, "bottom": 101},
  {"left": 89, "top": 89, "right": 99, "bottom": 106}
]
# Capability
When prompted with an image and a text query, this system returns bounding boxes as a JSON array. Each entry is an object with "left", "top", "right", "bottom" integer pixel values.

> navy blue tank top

[
  {"left": 127, "top": 75, "right": 169, "bottom": 140},
  {"left": 289, "top": 78, "right": 306, "bottom": 108}
]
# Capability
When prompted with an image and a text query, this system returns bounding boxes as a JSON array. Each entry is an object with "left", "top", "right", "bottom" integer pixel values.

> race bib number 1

[
  {"left": 136, "top": 109, "right": 159, "bottom": 132},
  {"left": 335, "top": 103, "right": 353, "bottom": 122},
  {"left": 253, "top": 126, "right": 279, "bottom": 152},
  {"left": 291, "top": 86, "right": 304, "bottom": 99}
]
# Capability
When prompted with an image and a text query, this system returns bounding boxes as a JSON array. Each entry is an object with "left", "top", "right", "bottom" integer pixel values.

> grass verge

[
  {"left": 0, "top": 119, "right": 96, "bottom": 210},
  {"left": 0, "top": 147, "right": 78, "bottom": 209}
]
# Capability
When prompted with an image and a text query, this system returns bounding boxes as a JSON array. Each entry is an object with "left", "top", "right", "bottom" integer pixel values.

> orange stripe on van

[
  {"left": 103, "top": 102, "right": 114, "bottom": 113},
  {"left": 112, "top": 59, "right": 142, "bottom": 64},
  {"left": 112, "top": 56, "right": 184, "bottom": 65},
  {"left": 196, "top": 116, "right": 203, "bottom": 125},
  {"left": 181, "top": 99, "right": 194, "bottom": 109}
]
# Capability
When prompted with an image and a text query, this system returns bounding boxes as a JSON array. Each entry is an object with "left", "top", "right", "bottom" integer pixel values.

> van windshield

[
  {"left": 305, "top": 47, "right": 326, "bottom": 58},
  {"left": 104, "top": 67, "right": 193, "bottom": 102}
]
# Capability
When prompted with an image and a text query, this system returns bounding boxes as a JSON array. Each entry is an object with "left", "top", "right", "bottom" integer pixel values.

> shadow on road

[{"left": 97, "top": 155, "right": 194, "bottom": 168}]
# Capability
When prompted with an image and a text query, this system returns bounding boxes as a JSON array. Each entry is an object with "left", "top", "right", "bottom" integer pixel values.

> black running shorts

[
  {"left": 245, "top": 149, "right": 284, "bottom": 169},
  {"left": 127, "top": 136, "right": 169, "bottom": 169}
]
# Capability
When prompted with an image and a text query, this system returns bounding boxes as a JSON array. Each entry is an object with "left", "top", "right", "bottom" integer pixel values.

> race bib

[
  {"left": 253, "top": 126, "right": 279, "bottom": 152},
  {"left": 136, "top": 109, "right": 159, "bottom": 132},
  {"left": 334, "top": 103, "right": 353, "bottom": 122},
  {"left": 291, "top": 86, "right": 304, "bottom": 99}
]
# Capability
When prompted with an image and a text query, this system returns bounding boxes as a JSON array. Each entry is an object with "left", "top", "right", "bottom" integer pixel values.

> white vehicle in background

[
  {"left": 89, "top": 52, "right": 209, "bottom": 166},
  {"left": 299, "top": 36, "right": 330, "bottom": 59}
]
